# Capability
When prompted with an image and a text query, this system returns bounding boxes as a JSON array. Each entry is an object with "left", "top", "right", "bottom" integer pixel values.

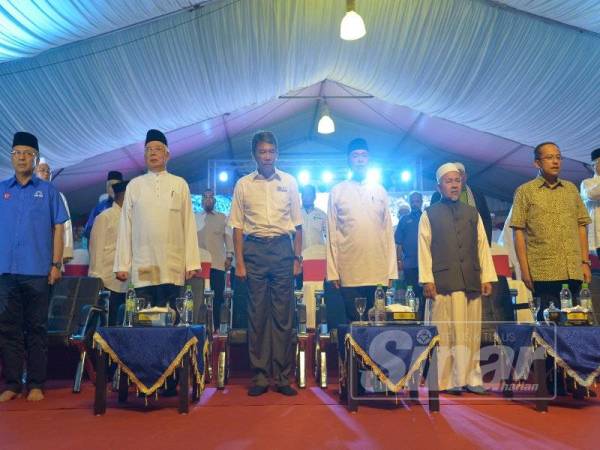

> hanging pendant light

[
  {"left": 340, "top": 0, "right": 366, "bottom": 41},
  {"left": 317, "top": 102, "right": 335, "bottom": 134}
]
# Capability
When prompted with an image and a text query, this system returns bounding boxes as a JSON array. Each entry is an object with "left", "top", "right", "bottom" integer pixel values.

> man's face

[
  {"left": 409, "top": 193, "right": 423, "bottom": 212},
  {"left": 35, "top": 163, "right": 51, "bottom": 181},
  {"left": 438, "top": 171, "right": 462, "bottom": 201},
  {"left": 202, "top": 190, "right": 215, "bottom": 212},
  {"left": 145, "top": 141, "right": 169, "bottom": 172},
  {"left": 253, "top": 141, "right": 278, "bottom": 172},
  {"left": 302, "top": 187, "right": 315, "bottom": 208},
  {"left": 106, "top": 179, "right": 120, "bottom": 198},
  {"left": 534, "top": 144, "right": 561, "bottom": 178},
  {"left": 348, "top": 149, "right": 369, "bottom": 177},
  {"left": 11, "top": 145, "right": 37, "bottom": 176}
]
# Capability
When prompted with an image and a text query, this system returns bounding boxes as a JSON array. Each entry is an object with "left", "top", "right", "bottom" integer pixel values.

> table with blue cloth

[
  {"left": 92, "top": 325, "right": 208, "bottom": 415},
  {"left": 337, "top": 323, "right": 440, "bottom": 412},
  {"left": 495, "top": 324, "right": 600, "bottom": 412}
]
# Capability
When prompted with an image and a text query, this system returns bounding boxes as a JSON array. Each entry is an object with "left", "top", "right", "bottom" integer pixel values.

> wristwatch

[
  {"left": 51, "top": 261, "right": 62, "bottom": 270},
  {"left": 294, "top": 255, "right": 303, "bottom": 263}
]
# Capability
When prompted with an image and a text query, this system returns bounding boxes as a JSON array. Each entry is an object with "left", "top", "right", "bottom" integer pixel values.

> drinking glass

[
  {"left": 175, "top": 297, "right": 187, "bottom": 326},
  {"left": 528, "top": 297, "right": 540, "bottom": 325},
  {"left": 355, "top": 297, "right": 367, "bottom": 324}
]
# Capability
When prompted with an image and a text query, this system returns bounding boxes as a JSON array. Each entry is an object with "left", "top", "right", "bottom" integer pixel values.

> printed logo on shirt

[
  {"left": 34, "top": 190, "right": 44, "bottom": 199},
  {"left": 3, "top": 192, "right": 10, "bottom": 200},
  {"left": 277, "top": 186, "right": 288, "bottom": 193}
]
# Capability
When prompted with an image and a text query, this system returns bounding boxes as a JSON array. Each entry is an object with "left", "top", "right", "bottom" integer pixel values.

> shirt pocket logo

[{"left": 34, "top": 190, "right": 44, "bottom": 199}]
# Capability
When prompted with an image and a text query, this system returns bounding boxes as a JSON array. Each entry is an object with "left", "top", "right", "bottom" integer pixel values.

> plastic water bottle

[
  {"left": 579, "top": 283, "right": 592, "bottom": 310},
  {"left": 405, "top": 285, "right": 416, "bottom": 312},
  {"left": 374, "top": 285, "right": 386, "bottom": 323},
  {"left": 385, "top": 288, "right": 395, "bottom": 306},
  {"left": 125, "top": 283, "right": 136, "bottom": 327},
  {"left": 184, "top": 284, "right": 194, "bottom": 325},
  {"left": 559, "top": 284, "right": 573, "bottom": 310}
]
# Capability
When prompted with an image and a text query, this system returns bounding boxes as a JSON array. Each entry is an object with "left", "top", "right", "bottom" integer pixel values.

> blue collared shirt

[
  {"left": 394, "top": 209, "right": 422, "bottom": 270},
  {"left": 0, "top": 175, "right": 69, "bottom": 276}
]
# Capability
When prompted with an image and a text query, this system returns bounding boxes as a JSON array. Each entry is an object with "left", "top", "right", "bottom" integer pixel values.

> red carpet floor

[{"left": 2, "top": 378, "right": 600, "bottom": 450}]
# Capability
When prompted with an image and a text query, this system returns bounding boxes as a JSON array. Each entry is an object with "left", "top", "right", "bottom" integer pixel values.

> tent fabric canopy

[{"left": 0, "top": 0, "right": 598, "bottom": 209}]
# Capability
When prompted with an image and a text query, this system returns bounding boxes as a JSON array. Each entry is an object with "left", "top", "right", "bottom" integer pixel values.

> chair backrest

[
  {"left": 481, "top": 276, "right": 513, "bottom": 345},
  {"left": 47, "top": 277, "right": 81, "bottom": 336}
]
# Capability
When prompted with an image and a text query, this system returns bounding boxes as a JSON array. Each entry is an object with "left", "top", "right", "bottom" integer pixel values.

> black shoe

[
  {"left": 465, "top": 385, "right": 489, "bottom": 395},
  {"left": 276, "top": 385, "right": 297, "bottom": 396},
  {"left": 442, "top": 387, "right": 463, "bottom": 396},
  {"left": 248, "top": 385, "right": 268, "bottom": 397}
]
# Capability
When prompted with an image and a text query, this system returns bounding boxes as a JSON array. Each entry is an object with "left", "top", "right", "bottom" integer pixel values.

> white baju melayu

[
  {"left": 581, "top": 174, "right": 600, "bottom": 252},
  {"left": 59, "top": 192, "right": 74, "bottom": 260},
  {"left": 418, "top": 211, "right": 497, "bottom": 391},
  {"left": 195, "top": 211, "right": 233, "bottom": 272},
  {"left": 114, "top": 171, "right": 201, "bottom": 288},
  {"left": 301, "top": 207, "right": 327, "bottom": 250},
  {"left": 89, "top": 204, "right": 128, "bottom": 293},
  {"left": 326, "top": 180, "right": 397, "bottom": 286}
]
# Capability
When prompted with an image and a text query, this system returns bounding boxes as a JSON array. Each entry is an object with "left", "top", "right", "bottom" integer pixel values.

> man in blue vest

[{"left": 0, "top": 132, "right": 68, "bottom": 402}]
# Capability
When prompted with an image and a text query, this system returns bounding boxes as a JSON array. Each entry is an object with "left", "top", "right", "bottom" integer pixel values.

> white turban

[
  {"left": 38, "top": 157, "right": 48, "bottom": 165},
  {"left": 453, "top": 162, "right": 466, "bottom": 173},
  {"left": 436, "top": 163, "right": 460, "bottom": 183}
]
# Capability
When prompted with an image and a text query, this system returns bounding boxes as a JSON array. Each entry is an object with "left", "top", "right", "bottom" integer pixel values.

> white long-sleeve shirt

[
  {"left": 59, "top": 192, "right": 74, "bottom": 260},
  {"left": 195, "top": 211, "right": 233, "bottom": 272},
  {"left": 418, "top": 211, "right": 497, "bottom": 287},
  {"left": 89, "top": 203, "right": 128, "bottom": 293},
  {"left": 301, "top": 207, "right": 327, "bottom": 250},
  {"left": 581, "top": 174, "right": 600, "bottom": 251},
  {"left": 326, "top": 180, "right": 398, "bottom": 287},
  {"left": 114, "top": 171, "right": 201, "bottom": 288}
]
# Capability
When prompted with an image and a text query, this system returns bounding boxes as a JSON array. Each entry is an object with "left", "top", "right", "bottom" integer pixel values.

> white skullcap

[
  {"left": 436, "top": 163, "right": 460, "bottom": 183},
  {"left": 38, "top": 157, "right": 48, "bottom": 165},
  {"left": 453, "top": 162, "right": 465, "bottom": 173}
]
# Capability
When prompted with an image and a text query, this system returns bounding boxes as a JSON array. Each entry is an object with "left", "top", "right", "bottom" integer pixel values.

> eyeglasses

[
  {"left": 11, "top": 150, "right": 37, "bottom": 158},
  {"left": 538, "top": 155, "right": 562, "bottom": 162}
]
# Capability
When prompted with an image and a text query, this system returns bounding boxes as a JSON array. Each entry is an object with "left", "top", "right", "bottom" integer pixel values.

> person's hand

[
  {"left": 583, "top": 263, "right": 592, "bottom": 284},
  {"left": 293, "top": 259, "right": 302, "bottom": 276},
  {"left": 185, "top": 270, "right": 197, "bottom": 280},
  {"left": 521, "top": 270, "right": 534, "bottom": 292},
  {"left": 331, "top": 280, "right": 340, "bottom": 289},
  {"left": 481, "top": 282, "right": 493, "bottom": 297},
  {"left": 423, "top": 283, "right": 437, "bottom": 299},
  {"left": 116, "top": 271, "right": 129, "bottom": 282},
  {"left": 224, "top": 257, "right": 233, "bottom": 272},
  {"left": 48, "top": 266, "right": 61, "bottom": 285},
  {"left": 236, "top": 262, "right": 247, "bottom": 280}
]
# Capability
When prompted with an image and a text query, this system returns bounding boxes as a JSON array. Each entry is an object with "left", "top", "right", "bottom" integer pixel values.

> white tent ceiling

[{"left": 0, "top": 0, "right": 598, "bottom": 215}]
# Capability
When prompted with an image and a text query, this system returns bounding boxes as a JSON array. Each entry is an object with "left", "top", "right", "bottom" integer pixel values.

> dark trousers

[
  {"left": 211, "top": 269, "right": 226, "bottom": 329},
  {"left": 135, "top": 284, "right": 181, "bottom": 309},
  {"left": 243, "top": 235, "right": 294, "bottom": 387},
  {"left": 0, "top": 274, "right": 50, "bottom": 392},
  {"left": 107, "top": 290, "right": 126, "bottom": 326},
  {"left": 533, "top": 279, "right": 582, "bottom": 321},
  {"left": 340, "top": 285, "right": 377, "bottom": 322},
  {"left": 403, "top": 268, "right": 425, "bottom": 321}
]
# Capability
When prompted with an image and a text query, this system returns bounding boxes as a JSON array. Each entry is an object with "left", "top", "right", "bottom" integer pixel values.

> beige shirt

[
  {"left": 114, "top": 171, "right": 201, "bottom": 288},
  {"left": 195, "top": 211, "right": 233, "bottom": 272},
  {"left": 301, "top": 207, "right": 327, "bottom": 250},
  {"left": 89, "top": 204, "right": 128, "bottom": 293},
  {"left": 580, "top": 174, "right": 600, "bottom": 251},
  {"left": 59, "top": 192, "right": 74, "bottom": 259},
  {"left": 511, "top": 176, "right": 590, "bottom": 282},
  {"left": 326, "top": 180, "right": 398, "bottom": 286},
  {"left": 418, "top": 211, "right": 497, "bottom": 286},
  {"left": 228, "top": 169, "right": 302, "bottom": 237}
]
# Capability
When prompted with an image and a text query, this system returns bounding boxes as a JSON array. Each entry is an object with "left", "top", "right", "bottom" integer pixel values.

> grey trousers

[{"left": 243, "top": 235, "right": 294, "bottom": 387}]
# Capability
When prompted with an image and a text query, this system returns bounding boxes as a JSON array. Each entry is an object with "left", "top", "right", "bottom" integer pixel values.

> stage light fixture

[
  {"left": 218, "top": 171, "right": 229, "bottom": 182},
  {"left": 401, "top": 170, "right": 412, "bottom": 183},
  {"left": 321, "top": 170, "right": 334, "bottom": 184},
  {"left": 298, "top": 170, "right": 311, "bottom": 185},
  {"left": 366, "top": 167, "right": 382, "bottom": 184}
]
